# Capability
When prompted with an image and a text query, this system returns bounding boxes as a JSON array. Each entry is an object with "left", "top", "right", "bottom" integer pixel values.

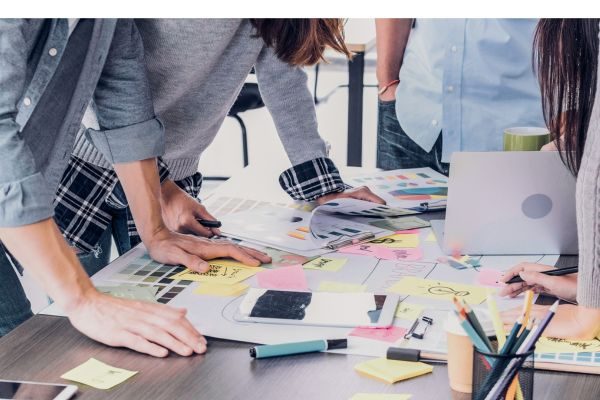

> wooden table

[
  {"left": 0, "top": 313, "right": 598, "bottom": 399},
  {"left": 1, "top": 163, "right": 598, "bottom": 399}
]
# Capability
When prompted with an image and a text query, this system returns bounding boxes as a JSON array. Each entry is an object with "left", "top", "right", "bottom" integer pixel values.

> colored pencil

[{"left": 461, "top": 299, "right": 494, "bottom": 350}]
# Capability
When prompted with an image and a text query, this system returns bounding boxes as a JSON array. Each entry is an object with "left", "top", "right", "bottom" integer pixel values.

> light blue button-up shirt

[{"left": 395, "top": 19, "right": 545, "bottom": 162}]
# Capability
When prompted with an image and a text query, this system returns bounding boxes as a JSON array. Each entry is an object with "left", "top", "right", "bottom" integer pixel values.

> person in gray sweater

[
  {"left": 500, "top": 19, "right": 600, "bottom": 340},
  {"left": 55, "top": 19, "right": 384, "bottom": 271}
]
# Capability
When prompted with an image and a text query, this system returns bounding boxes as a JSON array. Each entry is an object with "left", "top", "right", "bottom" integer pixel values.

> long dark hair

[
  {"left": 534, "top": 19, "right": 599, "bottom": 175},
  {"left": 250, "top": 19, "right": 351, "bottom": 66}
]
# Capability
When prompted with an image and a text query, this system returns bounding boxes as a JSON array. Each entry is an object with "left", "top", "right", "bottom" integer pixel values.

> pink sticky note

[
  {"left": 373, "top": 247, "right": 423, "bottom": 261},
  {"left": 256, "top": 265, "right": 308, "bottom": 291},
  {"left": 337, "top": 243, "right": 377, "bottom": 256},
  {"left": 476, "top": 268, "right": 504, "bottom": 287},
  {"left": 349, "top": 326, "right": 407, "bottom": 343},
  {"left": 394, "top": 229, "right": 420, "bottom": 235}
]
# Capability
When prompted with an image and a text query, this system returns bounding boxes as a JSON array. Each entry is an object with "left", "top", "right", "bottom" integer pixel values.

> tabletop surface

[{"left": 1, "top": 163, "right": 599, "bottom": 399}]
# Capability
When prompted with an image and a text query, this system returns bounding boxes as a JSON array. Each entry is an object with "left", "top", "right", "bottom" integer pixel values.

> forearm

[
  {"left": 114, "top": 158, "right": 165, "bottom": 242},
  {"left": 0, "top": 219, "right": 94, "bottom": 311},
  {"left": 375, "top": 18, "right": 412, "bottom": 85}
]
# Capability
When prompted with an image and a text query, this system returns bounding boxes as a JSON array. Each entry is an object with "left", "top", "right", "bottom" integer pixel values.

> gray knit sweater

[
  {"left": 73, "top": 19, "right": 328, "bottom": 181},
  {"left": 576, "top": 52, "right": 600, "bottom": 308}
]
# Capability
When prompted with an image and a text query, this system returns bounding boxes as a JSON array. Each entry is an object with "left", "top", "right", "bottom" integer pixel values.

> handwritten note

[
  {"left": 536, "top": 337, "right": 600, "bottom": 354},
  {"left": 61, "top": 358, "right": 137, "bottom": 390},
  {"left": 338, "top": 243, "right": 377, "bottom": 256},
  {"left": 372, "top": 247, "right": 423, "bottom": 261},
  {"left": 349, "top": 326, "right": 407, "bottom": 343},
  {"left": 388, "top": 276, "right": 488, "bottom": 304},
  {"left": 395, "top": 302, "right": 425, "bottom": 321},
  {"left": 350, "top": 394, "right": 412, "bottom": 400},
  {"left": 194, "top": 282, "right": 249, "bottom": 297},
  {"left": 354, "top": 357, "right": 433, "bottom": 384},
  {"left": 97, "top": 285, "right": 158, "bottom": 302},
  {"left": 369, "top": 234, "right": 419, "bottom": 248},
  {"left": 256, "top": 265, "right": 308, "bottom": 291},
  {"left": 476, "top": 268, "right": 504, "bottom": 287},
  {"left": 303, "top": 257, "right": 347, "bottom": 272},
  {"left": 170, "top": 263, "right": 261, "bottom": 285},
  {"left": 318, "top": 281, "right": 366, "bottom": 293}
]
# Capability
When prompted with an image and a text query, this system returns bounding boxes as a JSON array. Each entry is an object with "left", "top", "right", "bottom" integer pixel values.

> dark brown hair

[
  {"left": 250, "top": 19, "right": 351, "bottom": 66},
  {"left": 534, "top": 19, "right": 599, "bottom": 174}
]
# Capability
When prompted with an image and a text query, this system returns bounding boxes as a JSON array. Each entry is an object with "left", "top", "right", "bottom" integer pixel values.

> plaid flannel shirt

[{"left": 55, "top": 156, "right": 346, "bottom": 253}]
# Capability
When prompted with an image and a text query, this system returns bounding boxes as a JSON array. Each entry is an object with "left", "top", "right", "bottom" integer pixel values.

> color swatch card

[
  {"left": 354, "top": 358, "right": 433, "bottom": 384},
  {"left": 314, "top": 197, "right": 417, "bottom": 218},
  {"left": 368, "top": 216, "right": 430, "bottom": 232},
  {"left": 347, "top": 168, "right": 448, "bottom": 212},
  {"left": 220, "top": 205, "right": 388, "bottom": 255},
  {"left": 61, "top": 358, "right": 137, "bottom": 390},
  {"left": 388, "top": 276, "right": 488, "bottom": 304}
]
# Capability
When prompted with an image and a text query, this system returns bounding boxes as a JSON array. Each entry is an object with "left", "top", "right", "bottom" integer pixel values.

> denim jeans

[
  {"left": 376, "top": 99, "right": 449, "bottom": 175},
  {"left": 0, "top": 186, "right": 138, "bottom": 337}
]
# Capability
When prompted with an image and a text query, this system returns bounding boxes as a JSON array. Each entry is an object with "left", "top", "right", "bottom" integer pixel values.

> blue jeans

[
  {"left": 376, "top": 99, "right": 449, "bottom": 175},
  {"left": 0, "top": 187, "right": 137, "bottom": 337}
]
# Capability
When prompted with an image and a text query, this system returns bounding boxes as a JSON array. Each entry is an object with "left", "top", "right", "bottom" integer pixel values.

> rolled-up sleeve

[
  {"left": 0, "top": 20, "right": 54, "bottom": 227},
  {"left": 87, "top": 19, "right": 165, "bottom": 164}
]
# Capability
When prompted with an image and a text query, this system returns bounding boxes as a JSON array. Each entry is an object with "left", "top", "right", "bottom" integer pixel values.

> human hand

[
  {"left": 145, "top": 227, "right": 271, "bottom": 273},
  {"left": 498, "top": 262, "right": 577, "bottom": 302},
  {"left": 67, "top": 289, "right": 206, "bottom": 357},
  {"left": 501, "top": 304, "right": 600, "bottom": 340},
  {"left": 316, "top": 186, "right": 386, "bottom": 206},
  {"left": 161, "top": 180, "right": 220, "bottom": 237}
]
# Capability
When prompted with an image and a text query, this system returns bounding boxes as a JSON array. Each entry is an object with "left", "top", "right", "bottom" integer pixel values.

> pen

[
  {"left": 249, "top": 339, "right": 347, "bottom": 359},
  {"left": 197, "top": 219, "right": 222, "bottom": 228},
  {"left": 505, "top": 266, "right": 578, "bottom": 284},
  {"left": 386, "top": 347, "right": 447, "bottom": 364}
]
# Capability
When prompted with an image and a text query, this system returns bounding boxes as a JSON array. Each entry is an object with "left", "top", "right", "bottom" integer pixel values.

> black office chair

[{"left": 204, "top": 82, "right": 265, "bottom": 181}]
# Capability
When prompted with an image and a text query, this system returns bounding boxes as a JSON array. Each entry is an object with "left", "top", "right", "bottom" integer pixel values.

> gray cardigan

[{"left": 72, "top": 19, "right": 329, "bottom": 181}]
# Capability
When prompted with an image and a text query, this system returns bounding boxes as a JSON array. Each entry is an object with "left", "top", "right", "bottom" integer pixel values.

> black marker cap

[
  {"left": 386, "top": 347, "right": 420, "bottom": 362},
  {"left": 326, "top": 339, "right": 348, "bottom": 350},
  {"left": 249, "top": 347, "right": 257, "bottom": 358}
]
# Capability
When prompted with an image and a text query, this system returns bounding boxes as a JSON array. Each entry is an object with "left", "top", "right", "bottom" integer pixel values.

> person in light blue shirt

[{"left": 375, "top": 19, "right": 545, "bottom": 174}]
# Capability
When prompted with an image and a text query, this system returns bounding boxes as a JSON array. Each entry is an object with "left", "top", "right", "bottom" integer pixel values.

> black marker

[
  {"left": 505, "top": 265, "right": 578, "bottom": 284},
  {"left": 197, "top": 219, "right": 222, "bottom": 228}
]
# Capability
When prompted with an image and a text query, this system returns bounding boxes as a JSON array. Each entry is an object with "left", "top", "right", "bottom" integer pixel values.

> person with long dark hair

[{"left": 500, "top": 19, "right": 600, "bottom": 340}]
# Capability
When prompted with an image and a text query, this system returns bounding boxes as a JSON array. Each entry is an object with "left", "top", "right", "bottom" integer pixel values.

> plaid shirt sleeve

[
  {"left": 157, "top": 157, "right": 170, "bottom": 183},
  {"left": 278, "top": 157, "right": 348, "bottom": 201}
]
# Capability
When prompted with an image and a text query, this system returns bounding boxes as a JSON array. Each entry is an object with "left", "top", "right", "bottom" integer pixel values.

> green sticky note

[
  {"left": 318, "top": 281, "right": 366, "bottom": 293},
  {"left": 61, "top": 358, "right": 138, "bottom": 390},
  {"left": 97, "top": 285, "right": 158, "bottom": 302},
  {"left": 303, "top": 257, "right": 347, "bottom": 272}
]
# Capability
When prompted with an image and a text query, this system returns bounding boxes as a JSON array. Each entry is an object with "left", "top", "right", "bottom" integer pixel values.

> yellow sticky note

[
  {"left": 535, "top": 337, "right": 600, "bottom": 354},
  {"left": 425, "top": 232, "right": 437, "bottom": 242},
  {"left": 395, "top": 302, "right": 424, "bottom": 321},
  {"left": 350, "top": 394, "right": 412, "bottom": 400},
  {"left": 354, "top": 358, "right": 432, "bottom": 384},
  {"left": 303, "top": 257, "right": 347, "bottom": 272},
  {"left": 369, "top": 234, "right": 419, "bottom": 248},
  {"left": 171, "top": 263, "right": 262, "bottom": 285},
  {"left": 61, "top": 358, "right": 137, "bottom": 390},
  {"left": 318, "top": 281, "right": 366, "bottom": 293},
  {"left": 388, "top": 276, "right": 488, "bottom": 304},
  {"left": 194, "top": 282, "right": 249, "bottom": 297}
]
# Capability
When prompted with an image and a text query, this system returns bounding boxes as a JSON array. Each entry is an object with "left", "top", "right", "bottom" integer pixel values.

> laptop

[{"left": 431, "top": 151, "right": 578, "bottom": 255}]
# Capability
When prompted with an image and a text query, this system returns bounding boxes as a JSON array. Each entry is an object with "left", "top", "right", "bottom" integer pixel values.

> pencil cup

[
  {"left": 445, "top": 318, "right": 475, "bottom": 393},
  {"left": 472, "top": 347, "right": 535, "bottom": 400}
]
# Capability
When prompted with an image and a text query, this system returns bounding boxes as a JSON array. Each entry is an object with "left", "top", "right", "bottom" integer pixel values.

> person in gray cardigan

[
  {"left": 57, "top": 19, "right": 385, "bottom": 269},
  {"left": 0, "top": 19, "right": 269, "bottom": 356},
  {"left": 500, "top": 19, "right": 600, "bottom": 340}
]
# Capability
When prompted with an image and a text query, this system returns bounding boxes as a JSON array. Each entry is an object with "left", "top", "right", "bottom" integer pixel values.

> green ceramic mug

[{"left": 503, "top": 127, "right": 551, "bottom": 151}]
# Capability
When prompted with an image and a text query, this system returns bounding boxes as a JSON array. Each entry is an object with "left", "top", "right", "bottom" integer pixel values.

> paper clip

[
  {"left": 325, "top": 232, "right": 375, "bottom": 250},
  {"left": 404, "top": 315, "right": 434, "bottom": 340}
]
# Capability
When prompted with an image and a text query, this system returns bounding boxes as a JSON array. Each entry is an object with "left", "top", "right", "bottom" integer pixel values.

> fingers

[
  {"left": 115, "top": 331, "right": 169, "bottom": 358},
  {"left": 129, "top": 319, "right": 194, "bottom": 356},
  {"left": 347, "top": 186, "right": 387, "bottom": 205},
  {"left": 238, "top": 246, "right": 272, "bottom": 264},
  {"left": 195, "top": 206, "right": 222, "bottom": 236},
  {"left": 519, "top": 270, "right": 560, "bottom": 295},
  {"left": 182, "top": 217, "right": 215, "bottom": 238},
  {"left": 499, "top": 281, "right": 533, "bottom": 298},
  {"left": 170, "top": 246, "right": 210, "bottom": 273}
]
